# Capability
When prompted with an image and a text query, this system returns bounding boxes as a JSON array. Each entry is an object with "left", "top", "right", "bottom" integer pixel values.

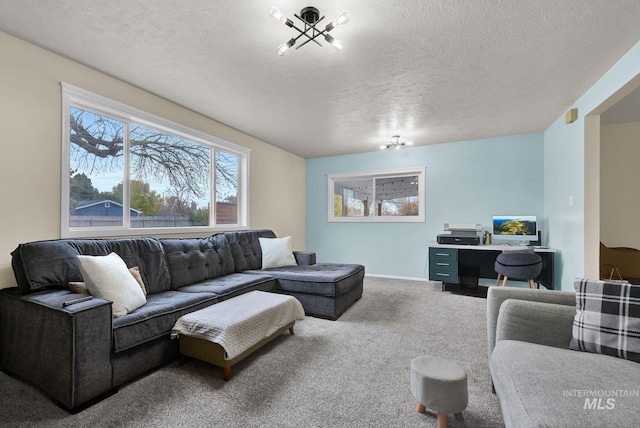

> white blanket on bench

[{"left": 171, "top": 291, "right": 305, "bottom": 360}]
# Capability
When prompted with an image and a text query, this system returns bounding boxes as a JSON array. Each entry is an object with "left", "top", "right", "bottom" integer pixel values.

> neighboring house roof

[{"left": 72, "top": 200, "right": 142, "bottom": 214}]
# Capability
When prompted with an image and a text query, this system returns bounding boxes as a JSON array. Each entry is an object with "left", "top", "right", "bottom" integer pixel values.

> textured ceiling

[{"left": 1, "top": 1, "right": 640, "bottom": 158}]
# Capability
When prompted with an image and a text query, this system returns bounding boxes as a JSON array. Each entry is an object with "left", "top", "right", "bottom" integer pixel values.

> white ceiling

[{"left": 1, "top": 1, "right": 640, "bottom": 158}]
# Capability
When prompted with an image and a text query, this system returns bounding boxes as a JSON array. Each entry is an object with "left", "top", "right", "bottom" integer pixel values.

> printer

[{"left": 437, "top": 223, "right": 481, "bottom": 245}]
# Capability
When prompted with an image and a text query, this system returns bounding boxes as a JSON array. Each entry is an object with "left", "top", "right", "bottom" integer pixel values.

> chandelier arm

[
  {"left": 296, "top": 35, "right": 323, "bottom": 49},
  {"left": 289, "top": 29, "right": 323, "bottom": 48},
  {"left": 288, "top": 22, "right": 307, "bottom": 35},
  {"left": 303, "top": 28, "right": 330, "bottom": 48},
  {"left": 288, "top": 31, "right": 317, "bottom": 49},
  {"left": 289, "top": 23, "right": 324, "bottom": 48}
]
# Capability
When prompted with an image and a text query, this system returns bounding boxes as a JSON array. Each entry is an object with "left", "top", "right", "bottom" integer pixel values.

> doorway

[{"left": 584, "top": 73, "right": 640, "bottom": 280}]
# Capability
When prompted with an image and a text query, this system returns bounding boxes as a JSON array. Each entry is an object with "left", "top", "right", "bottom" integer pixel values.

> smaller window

[{"left": 327, "top": 167, "right": 425, "bottom": 222}]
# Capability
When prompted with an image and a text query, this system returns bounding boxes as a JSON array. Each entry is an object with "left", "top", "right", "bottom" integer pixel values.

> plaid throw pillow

[{"left": 570, "top": 278, "right": 640, "bottom": 363}]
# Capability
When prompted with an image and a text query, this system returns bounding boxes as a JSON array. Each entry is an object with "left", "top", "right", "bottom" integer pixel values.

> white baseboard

[{"left": 365, "top": 273, "right": 429, "bottom": 282}]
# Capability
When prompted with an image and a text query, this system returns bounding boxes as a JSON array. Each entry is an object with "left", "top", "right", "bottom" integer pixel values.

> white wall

[
  {"left": 0, "top": 32, "right": 306, "bottom": 289},
  {"left": 600, "top": 122, "right": 640, "bottom": 247}
]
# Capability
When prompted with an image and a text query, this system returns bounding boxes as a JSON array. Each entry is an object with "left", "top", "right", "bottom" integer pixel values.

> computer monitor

[{"left": 492, "top": 215, "right": 538, "bottom": 245}]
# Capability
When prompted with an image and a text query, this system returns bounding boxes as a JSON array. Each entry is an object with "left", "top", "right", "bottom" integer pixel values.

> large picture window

[
  {"left": 327, "top": 167, "right": 426, "bottom": 222},
  {"left": 61, "top": 83, "right": 249, "bottom": 238}
]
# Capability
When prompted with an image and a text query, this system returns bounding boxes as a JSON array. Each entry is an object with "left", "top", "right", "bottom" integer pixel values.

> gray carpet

[{"left": 0, "top": 277, "right": 505, "bottom": 427}]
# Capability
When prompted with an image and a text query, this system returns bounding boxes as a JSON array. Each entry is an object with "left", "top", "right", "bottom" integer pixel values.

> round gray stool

[
  {"left": 494, "top": 251, "right": 542, "bottom": 289},
  {"left": 410, "top": 355, "right": 468, "bottom": 428}
]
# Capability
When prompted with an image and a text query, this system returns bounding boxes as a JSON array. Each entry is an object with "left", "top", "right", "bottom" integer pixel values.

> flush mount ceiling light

[
  {"left": 380, "top": 135, "right": 414, "bottom": 150},
  {"left": 270, "top": 6, "right": 350, "bottom": 56}
]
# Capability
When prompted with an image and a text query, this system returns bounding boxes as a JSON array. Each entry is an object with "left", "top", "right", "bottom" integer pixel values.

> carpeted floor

[{"left": 0, "top": 277, "right": 505, "bottom": 427}]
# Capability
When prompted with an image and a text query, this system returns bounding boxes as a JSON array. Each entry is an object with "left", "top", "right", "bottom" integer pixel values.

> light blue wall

[
  {"left": 306, "top": 40, "right": 640, "bottom": 288},
  {"left": 306, "top": 133, "right": 544, "bottom": 279},
  {"left": 544, "top": 40, "right": 640, "bottom": 291}
]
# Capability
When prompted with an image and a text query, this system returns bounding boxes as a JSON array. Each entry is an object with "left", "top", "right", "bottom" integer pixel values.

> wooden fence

[
  {"left": 70, "top": 202, "right": 238, "bottom": 227},
  {"left": 70, "top": 216, "right": 192, "bottom": 228}
]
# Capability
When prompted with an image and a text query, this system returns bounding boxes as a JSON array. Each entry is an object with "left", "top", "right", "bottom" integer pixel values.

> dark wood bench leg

[
  {"left": 223, "top": 367, "right": 231, "bottom": 381},
  {"left": 289, "top": 326, "right": 295, "bottom": 335},
  {"left": 179, "top": 355, "right": 188, "bottom": 366}
]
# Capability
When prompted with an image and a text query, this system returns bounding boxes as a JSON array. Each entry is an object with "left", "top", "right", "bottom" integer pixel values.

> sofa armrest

[
  {"left": 495, "top": 299, "right": 575, "bottom": 350},
  {"left": 0, "top": 288, "right": 114, "bottom": 410},
  {"left": 293, "top": 251, "right": 316, "bottom": 265},
  {"left": 487, "top": 286, "right": 576, "bottom": 357}
]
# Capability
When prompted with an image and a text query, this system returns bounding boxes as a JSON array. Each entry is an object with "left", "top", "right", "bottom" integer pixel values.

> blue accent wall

[
  {"left": 306, "top": 133, "right": 544, "bottom": 279},
  {"left": 544, "top": 40, "right": 640, "bottom": 291}
]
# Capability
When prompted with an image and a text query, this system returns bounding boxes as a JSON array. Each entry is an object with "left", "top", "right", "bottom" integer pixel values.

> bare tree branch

[{"left": 69, "top": 109, "right": 236, "bottom": 203}]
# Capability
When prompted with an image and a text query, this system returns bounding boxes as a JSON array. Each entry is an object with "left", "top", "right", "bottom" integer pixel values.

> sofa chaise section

[
  {"left": 247, "top": 263, "right": 365, "bottom": 320},
  {"left": 225, "top": 229, "right": 365, "bottom": 320}
]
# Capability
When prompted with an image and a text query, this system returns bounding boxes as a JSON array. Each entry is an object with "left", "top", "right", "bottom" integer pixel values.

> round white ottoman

[{"left": 410, "top": 355, "right": 468, "bottom": 428}]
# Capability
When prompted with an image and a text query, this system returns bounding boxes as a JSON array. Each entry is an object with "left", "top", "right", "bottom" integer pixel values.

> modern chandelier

[
  {"left": 270, "top": 6, "right": 350, "bottom": 56},
  {"left": 380, "top": 135, "right": 414, "bottom": 150}
]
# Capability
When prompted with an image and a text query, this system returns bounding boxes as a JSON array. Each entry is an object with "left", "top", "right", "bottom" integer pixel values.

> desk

[{"left": 428, "top": 242, "right": 558, "bottom": 291}]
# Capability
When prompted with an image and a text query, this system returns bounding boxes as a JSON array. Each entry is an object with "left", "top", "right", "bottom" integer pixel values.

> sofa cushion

[
  {"left": 77, "top": 252, "right": 147, "bottom": 318},
  {"left": 161, "top": 235, "right": 235, "bottom": 289},
  {"left": 259, "top": 236, "right": 297, "bottom": 269},
  {"left": 112, "top": 290, "right": 218, "bottom": 353},
  {"left": 246, "top": 263, "right": 365, "bottom": 297},
  {"left": 491, "top": 340, "right": 640, "bottom": 427},
  {"left": 11, "top": 238, "right": 171, "bottom": 294},
  {"left": 225, "top": 229, "right": 276, "bottom": 272},
  {"left": 176, "top": 272, "right": 275, "bottom": 300},
  {"left": 570, "top": 278, "right": 640, "bottom": 363}
]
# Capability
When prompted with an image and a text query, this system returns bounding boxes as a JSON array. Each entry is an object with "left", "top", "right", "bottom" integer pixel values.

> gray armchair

[{"left": 486, "top": 286, "right": 640, "bottom": 427}]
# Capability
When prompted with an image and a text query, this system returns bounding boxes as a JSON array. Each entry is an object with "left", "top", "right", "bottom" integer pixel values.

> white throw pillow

[
  {"left": 259, "top": 236, "right": 297, "bottom": 269},
  {"left": 77, "top": 252, "right": 147, "bottom": 317}
]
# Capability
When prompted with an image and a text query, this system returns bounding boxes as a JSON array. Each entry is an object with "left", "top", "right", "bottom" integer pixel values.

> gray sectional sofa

[
  {"left": 0, "top": 229, "right": 364, "bottom": 411},
  {"left": 487, "top": 286, "right": 639, "bottom": 427}
]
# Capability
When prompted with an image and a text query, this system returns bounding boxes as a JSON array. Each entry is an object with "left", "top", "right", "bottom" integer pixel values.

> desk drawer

[
  {"left": 429, "top": 268, "right": 459, "bottom": 282},
  {"left": 429, "top": 248, "right": 458, "bottom": 262},
  {"left": 429, "top": 259, "right": 457, "bottom": 272},
  {"left": 428, "top": 260, "right": 459, "bottom": 282}
]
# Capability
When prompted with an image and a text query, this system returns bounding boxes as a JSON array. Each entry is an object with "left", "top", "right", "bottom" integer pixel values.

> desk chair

[{"left": 494, "top": 248, "right": 542, "bottom": 289}]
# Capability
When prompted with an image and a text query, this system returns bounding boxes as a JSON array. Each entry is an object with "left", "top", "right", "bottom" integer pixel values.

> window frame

[
  {"left": 61, "top": 82, "right": 250, "bottom": 238},
  {"left": 327, "top": 167, "right": 426, "bottom": 223}
]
